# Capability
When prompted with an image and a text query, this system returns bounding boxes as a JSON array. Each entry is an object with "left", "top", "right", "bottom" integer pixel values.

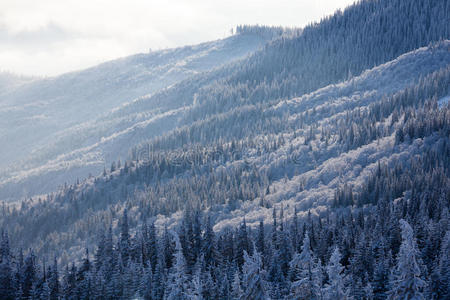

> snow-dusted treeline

[
  {"left": 0, "top": 0, "right": 449, "bottom": 299},
  {"left": 2, "top": 46, "right": 447, "bottom": 263},
  {"left": 1, "top": 189, "right": 449, "bottom": 299},
  {"left": 1, "top": 0, "right": 448, "bottom": 203}
]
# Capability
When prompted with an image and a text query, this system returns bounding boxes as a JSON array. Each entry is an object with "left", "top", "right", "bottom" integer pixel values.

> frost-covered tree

[
  {"left": 190, "top": 272, "right": 204, "bottom": 300},
  {"left": 166, "top": 232, "right": 190, "bottom": 300},
  {"left": 231, "top": 271, "right": 243, "bottom": 300},
  {"left": 289, "top": 233, "right": 321, "bottom": 299},
  {"left": 437, "top": 231, "right": 450, "bottom": 299},
  {"left": 241, "top": 249, "right": 269, "bottom": 300},
  {"left": 0, "top": 231, "right": 14, "bottom": 300},
  {"left": 388, "top": 219, "right": 426, "bottom": 300},
  {"left": 152, "top": 258, "right": 166, "bottom": 300},
  {"left": 141, "top": 266, "right": 153, "bottom": 300},
  {"left": 323, "top": 247, "right": 348, "bottom": 300},
  {"left": 372, "top": 246, "right": 390, "bottom": 300},
  {"left": 120, "top": 209, "right": 130, "bottom": 264},
  {"left": 49, "top": 257, "right": 59, "bottom": 300}
]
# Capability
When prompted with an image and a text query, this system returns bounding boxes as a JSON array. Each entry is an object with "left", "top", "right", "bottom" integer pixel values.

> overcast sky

[{"left": 0, "top": 0, "right": 355, "bottom": 77}]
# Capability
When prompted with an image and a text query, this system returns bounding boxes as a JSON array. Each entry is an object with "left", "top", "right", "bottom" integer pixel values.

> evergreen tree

[
  {"left": 231, "top": 271, "right": 243, "bottom": 300},
  {"left": 388, "top": 219, "right": 426, "bottom": 300},
  {"left": 190, "top": 271, "right": 204, "bottom": 300},
  {"left": 162, "top": 226, "right": 174, "bottom": 270},
  {"left": 323, "top": 247, "right": 348, "bottom": 300},
  {"left": 22, "top": 251, "right": 37, "bottom": 299},
  {"left": 62, "top": 263, "right": 77, "bottom": 300},
  {"left": 40, "top": 281, "right": 51, "bottom": 300},
  {"left": 152, "top": 258, "right": 166, "bottom": 300},
  {"left": 120, "top": 209, "right": 130, "bottom": 264},
  {"left": 268, "top": 249, "right": 286, "bottom": 298},
  {"left": 235, "top": 219, "right": 250, "bottom": 268},
  {"left": 289, "top": 233, "right": 320, "bottom": 299},
  {"left": 437, "top": 231, "right": 450, "bottom": 299},
  {"left": 49, "top": 257, "right": 59, "bottom": 300},
  {"left": 256, "top": 220, "right": 265, "bottom": 258},
  {"left": 0, "top": 230, "right": 15, "bottom": 300},
  {"left": 104, "top": 224, "right": 115, "bottom": 280},
  {"left": 372, "top": 238, "right": 390, "bottom": 300},
  {"left": 202, "top": 215, "right": 218, "bottom": 269},
  {"left": 147, "top": 221, "right": 158, "bottom": 271},
  {"left": 94, "top": 228, "right": 106, "bottom": 272},
  {"left": 0, "top": 253, "right": 14, "bottom": 299},
  {"left": 241, "top": 249, "right": 269, "bottom": 300},
  {"left": 166, "top": 232, "right": 190, "bottom": 300},
  {"left": 141, "top": 266, "right": 153, "bottom": 300}
]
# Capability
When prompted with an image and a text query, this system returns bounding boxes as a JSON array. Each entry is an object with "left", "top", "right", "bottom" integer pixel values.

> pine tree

[
  {"left": 323, "top": 247, "right": 348, "bottom": 300},
  {"left": 22, "top": 251, "right": 37, "bottom": 299},
  {"left": 190, "top": 271, "right": 204, "bottom": 300},
  {"left": 193, "top": 210, "right": 203, "bottom": 264},
  {"left": 166, "top": 232, "right": 190, "bottom": 300},
  {"left": 91, "top": 270, "right": 106, "bottom": 300},
  {"left": 94, "top": 228, "right": 106, "bottom": 272},
  {"left": 123, "top": 261, "right": 140, "bottom": 299},
  {"left": 141, "top": 266, "right": 153, "bottom": 300},
  {"left": 241, "top": 249, "right": 269, "bottom": 300},
  {"left": 120, "top": 209, "right": 130, "bottom": 264},
  {"left": 110, "top": 255, "right": 124, "bottom": 298},
  {"left": 103, "top": 224, "right": 115, "bottom": 280},
  {"left": 231, "top": 270, "right": 243, "bottom": 300},
  {"left": 0, "top": 230, "right": 15, "bottom": 300},
  {"left": 40, "top": 281, "right": 51, "bottom": 300},
  {"left": 162, "top": 226, "right": 174, "bottom": 270},
  {"left": 235, "top": 219, "right": 250, "bottom": 268},
  {"left": 217, "top": 269, "right": 231, "bottom": 299},
  {"left": 365, "top": 282, "right": 375, "bottom": 300},
  {"left": 202, "top": 215, "right": 218, "bottom": 269},
  {"left": 62, "top": 263, "right": 77, "bottom": 300},
  {"left": 437, "top": 230, "right": 450, "bottom": 299},
  {"left": 180, "top": 209, "right": 196, "bottom": 269},
  {"left": 291, "top": 208, "right": 299, "bottom": 252},
  {"left": 0, "top": 251, "right": 14, "bottom": 299},
  {"left": 77, "top": 249, "right": 93, "bottom": 299},
  {"left": 268, "top": 249, "right": 286, "bottom": 298},
  {"left": 152, "top": 258, "right": 166, "bottom": 300},
  {"left": 202, "top": 269, "right": 218, "bottom": 299},
  {"left": 49, "top": 257, "right": 59, "bottom": 300},
  {"left": 256, "top": 220, "right": 265, "bottom": 257},
  {"left": 372, "top": 239, "right": 389, "bottom": 300},
  {"left": 388, "top": 219, "right": 426, "bottom": 300},
  {"left": 289, "top": 233, "right": 319, "bottom": 299},
  {"left": 147, "top": 221, "right": 158, "bottom": 272}
]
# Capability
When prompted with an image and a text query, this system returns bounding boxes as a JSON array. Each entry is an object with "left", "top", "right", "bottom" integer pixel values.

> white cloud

[{"left": 0, "top": 0, "right": 354, "bottom": 76}]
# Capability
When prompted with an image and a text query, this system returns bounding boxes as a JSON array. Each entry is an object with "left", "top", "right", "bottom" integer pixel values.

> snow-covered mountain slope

[
  {"left": 0, "top": 1, "right": 448, "bottom": 297},
  {"left": 1, "top": 42, "right": 448, "bottom": 203},
  {"left": 0, "top": 72, "right": 36, "bottom": 95},
  {"left": 2, "top": 40, "right": 448, "bottom": 260},
  {"left": 1, "top": 0, "right": 448, "bottom": 204},
  {"left": 0, "top": 32, "right": 275, "bottom": 200}
]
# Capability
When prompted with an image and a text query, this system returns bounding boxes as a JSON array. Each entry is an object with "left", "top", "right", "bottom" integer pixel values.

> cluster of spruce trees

[
  {"left": 122, "top": 0, "right": 449, "bottom": 125},
  {"left": 1, "top": 183, "right": 449, "bottom": 300},
  {"left": 1, "top": 62, "right": 448, "bottom": 269},
  {"left": 0, "top": 0, "right": 449, "bottom": 298}
]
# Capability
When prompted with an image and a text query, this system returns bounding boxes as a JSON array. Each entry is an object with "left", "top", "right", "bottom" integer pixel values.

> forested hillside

[
  {"left": 0, "top": 30, "right": 275, "bottom": 201},
  {"left": 0, "top": 0, "right": 449, "bottom": 299},
  {"left": 1, "top": 0, "right": 448, "bottom": 203}
]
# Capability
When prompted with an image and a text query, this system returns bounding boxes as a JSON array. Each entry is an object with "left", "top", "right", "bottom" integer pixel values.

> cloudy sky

[{"left": 0, "top": 0, "right": 355, "bottom": 77}]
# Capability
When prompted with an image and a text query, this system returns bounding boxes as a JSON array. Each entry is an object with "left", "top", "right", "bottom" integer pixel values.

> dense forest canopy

[{"left": 0, "top": 0, "right": 449, "bottom": 299}]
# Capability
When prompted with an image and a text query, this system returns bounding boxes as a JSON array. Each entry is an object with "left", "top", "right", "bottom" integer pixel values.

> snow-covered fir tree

[
  {"left": 324, "top": 247, "right": 349, "bottom": 300},
  {"left": 388, "top": 219, "right": 427, "bottom": 300}
]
